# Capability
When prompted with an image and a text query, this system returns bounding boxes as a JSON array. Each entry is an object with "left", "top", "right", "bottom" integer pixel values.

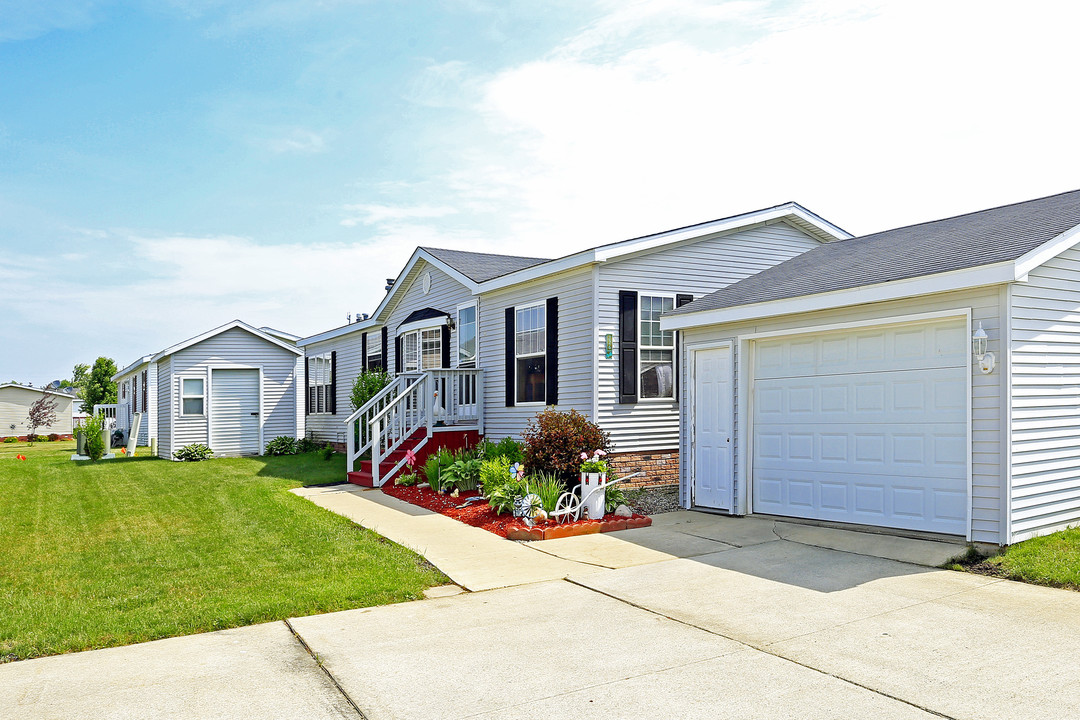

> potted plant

[{"left": 579, "top": 450, "right": 608, "bottom": 520}]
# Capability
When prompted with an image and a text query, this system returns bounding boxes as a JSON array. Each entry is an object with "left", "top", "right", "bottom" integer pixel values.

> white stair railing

[
  {"left": 345, "top": 368, "right": 485, "bottom": 485},
  {"left": 344, "top": 372, "right": 422, "bottom": 473},
  {"left": 369, "top": 374, "right": 431, "bottom": 487}
]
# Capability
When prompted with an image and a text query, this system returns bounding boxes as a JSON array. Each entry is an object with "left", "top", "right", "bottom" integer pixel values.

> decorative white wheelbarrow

[{"left": 551, "top": 472, "right": 643, "bottom": 523}]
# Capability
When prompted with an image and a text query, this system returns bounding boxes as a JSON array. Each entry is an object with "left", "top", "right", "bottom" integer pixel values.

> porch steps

[{"left": 346, "top": 428, "right": 483, "bottom": 487}]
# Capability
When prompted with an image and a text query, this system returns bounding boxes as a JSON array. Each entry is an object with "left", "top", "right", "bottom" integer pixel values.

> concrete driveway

[{"left": 4, "top": 491, "right": 1080, "bottom": 720}]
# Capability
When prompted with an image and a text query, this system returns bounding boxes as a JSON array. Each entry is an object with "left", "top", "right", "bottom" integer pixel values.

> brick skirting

[{"left": 607, "top": 450, "right": 679, "bottom": 488}]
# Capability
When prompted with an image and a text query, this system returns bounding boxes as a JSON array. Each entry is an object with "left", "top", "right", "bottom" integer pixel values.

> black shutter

[
  {"left": 304, "top": 356, "right": 310, "bottom": 415},
  {"left": 381, "top": 327, "right": 389, "bottom": 372},
  {"left": 674, "top": 294, "right": 693, "bottom": 401},
  {"left": 395, "top": 336, "right": 403, "bottom": 374},
  {"left": 504, "top": 307, "right": 515, "bottom": 407},
  {"left": 546, "top": 297, "right": 558, "bottom": 406},
  {"left": 441, "top": 324, "right": 451, "bottom": 368},
  {"left": 329, "top": 351, "right": 338, "bottom": 414},
  {"left": 361, "top": 332, "right": 368, "bottom": 370},
  {"left": 619, "top": 291, "right": 638, "bottom": 404}
]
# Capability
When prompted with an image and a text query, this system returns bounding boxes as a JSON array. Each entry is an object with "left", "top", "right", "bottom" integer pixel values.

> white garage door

[
  {"left": 210, "top": 369, "right": 261, "bottom": 456},
  {"left": 752, "top": 319, "right": 968, "bottom": 535}
]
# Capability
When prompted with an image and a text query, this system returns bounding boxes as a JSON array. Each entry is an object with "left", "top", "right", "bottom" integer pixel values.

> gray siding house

[
  {"left": 298, "top": 203, "right": 849, "bottom": 485},
  {"left": 664, "top": 189, "right": 1080, "bottom": 546},
  {"left": 113, "top": 321, "right": 304, "bottom": 458}
]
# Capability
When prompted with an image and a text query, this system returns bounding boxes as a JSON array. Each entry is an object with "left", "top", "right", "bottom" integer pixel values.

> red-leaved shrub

[{"left": 521, "top": 408, "right": 611, "bottom": 480}]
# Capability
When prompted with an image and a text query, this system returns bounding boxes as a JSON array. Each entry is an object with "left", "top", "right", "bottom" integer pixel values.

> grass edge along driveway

[{"left": 0, "top": 441, "right": 448, "bottom": 663}]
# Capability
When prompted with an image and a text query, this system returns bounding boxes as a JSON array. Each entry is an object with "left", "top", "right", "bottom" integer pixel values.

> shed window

[
  {"left": 181, "top": 378, "right": 205, "bottom": 416},
  {"left": 640, "top": 295, "right": 675, "bottom": 399},
  {"left": 515, "top": 304, "right": 546, "bottom": 404},
  {"left": 308, "top": 353, "right": 333, "bottom": 414}
]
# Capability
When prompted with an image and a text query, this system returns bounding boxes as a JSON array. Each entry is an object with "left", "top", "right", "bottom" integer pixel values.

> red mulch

[{"left": 380, "top": 483, "right": 645, "bottom": 539}]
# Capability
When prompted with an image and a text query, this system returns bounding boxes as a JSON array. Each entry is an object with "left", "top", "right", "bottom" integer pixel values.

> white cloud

[
  {"left": 339, "top": 203, "right": 460, "bottom": 227},
  {"left": 259, "top": 128, "right": 328, "bottom": 154}
]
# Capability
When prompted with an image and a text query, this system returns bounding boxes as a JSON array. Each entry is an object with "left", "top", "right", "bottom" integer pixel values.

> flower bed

[{"left": 380, "top": 483, "right": 651, "bottom": 540}]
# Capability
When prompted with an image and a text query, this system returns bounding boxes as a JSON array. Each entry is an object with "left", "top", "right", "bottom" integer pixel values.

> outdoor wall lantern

[{"left": 972, "top": 322, "right": 995, "bottom": 374}]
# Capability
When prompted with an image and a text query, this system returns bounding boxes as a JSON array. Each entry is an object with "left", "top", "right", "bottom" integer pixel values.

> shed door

[
  {"left": 752, "top": 319, "right": 968, "bottom": 535},
  {"left": 693, "top": 345, "right": 733, "bottom": 510},
  {"left": 210, "top": 369, "right": 261, "bottom": 456}
]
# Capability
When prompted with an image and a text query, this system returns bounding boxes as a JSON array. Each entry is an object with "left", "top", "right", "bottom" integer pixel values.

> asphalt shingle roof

[
  {"left": 669, "top": 189, "right": 1080, "bottom": 316},
  {"left": 421, "top": 247, "right": 551, "bottom": 283}
]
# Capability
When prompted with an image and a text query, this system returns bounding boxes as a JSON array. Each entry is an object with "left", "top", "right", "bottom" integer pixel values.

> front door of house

[{"left": 693, "top": 344, "right": 733, "bottom": 510}]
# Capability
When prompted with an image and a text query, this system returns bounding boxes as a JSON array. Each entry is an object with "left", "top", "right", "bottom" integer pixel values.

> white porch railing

[
  {"left": 344, "top": 368, "right": 484, "bottom": 485},
  {"left": 93, "top": 403, "right": 131, "bottom": 433}
]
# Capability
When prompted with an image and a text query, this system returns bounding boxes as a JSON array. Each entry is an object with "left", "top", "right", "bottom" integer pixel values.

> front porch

[{"left": 344, "top": 368, "right": 484, "bottom": 486}]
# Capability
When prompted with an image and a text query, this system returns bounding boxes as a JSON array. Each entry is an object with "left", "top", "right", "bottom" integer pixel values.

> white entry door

[
  {"left": 210, "top": 369, "right": 261, "bottom": 456},
  {"left": 693, "top": 345, "right": 733, "bottom": 510},
  {"left": 752, "top": 318, "right": 968, "bottom": 535}
]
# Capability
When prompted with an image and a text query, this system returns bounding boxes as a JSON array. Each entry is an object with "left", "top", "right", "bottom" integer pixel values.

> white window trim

[
  {"left": 638, "top": 293, "right": 677, "bottom": 402},
  {"left": 398, "top": 326, "right": 444, "bottom": 372},
  {"left": 456, "top": 300, "right": 479, "bottom": 369},
  {"left": 514, "top": 301, "right": 547, "bottom": 406},
  {"left": 308, "top": 353, "right": 333, "bottom": 414},
  {"left": 179, "top": 376, "right": 206, "bottom": 417}
]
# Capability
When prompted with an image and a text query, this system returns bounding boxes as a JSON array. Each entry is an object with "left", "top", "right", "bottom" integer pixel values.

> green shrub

[
  {"left": 527, "top": 472, "right": 566, "bottom": 514},
  {"left": 478, "top": 436, "right": 523, "bottom": 463},
  {"left": 604, "top": 479, "right": 628, "bottom": 514},
  {"left": 83, "top": 415, "right": 106, "bottom": 461},
  {"left": 521, "top": 408, "right": 611, "bottom": 480},
  {"left": 479, "top": 457, "right": 512, "bottom": 497},
  {"left": 173, "top": 443, "right": 214, "bottom": 462},
  {"left": 297, "top": 436, "right": 320, "bottom": 453},
  {"left": 2, "top": 436, "right": 18, "bottom": 443},
  {"left": 350, "top": 369, "right": 392, "bottom": 411},
  {"left": 423, "top": 447, "right": 455, "bottom": 493},
  {"left": 489, "top": 477, "right": 528, "bottom": 515},
  {"left": 443, "top": 457, "right": 482, "bottom": 492},
  {"left": 321, "top": 443, "right": 335, "bottom": 461},
  {"left": 264, "top": 436, "right": 298, "bottom": 456},
  {"left": 394, "top": 473, "right": 419, "bottom": 486}
]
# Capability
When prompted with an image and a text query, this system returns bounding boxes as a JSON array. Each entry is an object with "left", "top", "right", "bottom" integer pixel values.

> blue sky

[{"left": 4, "top": 0, "right": 1080, "bottom": 383}]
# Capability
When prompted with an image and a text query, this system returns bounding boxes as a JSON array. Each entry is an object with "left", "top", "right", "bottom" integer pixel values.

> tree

[
  {"left": 26, "top": 396, "right": 58, "bottom": 443},
  {"left": 71, "top": 363, "right": 89, "bottom": 396},
  {"left": 80, "top": 357, "right": 118, "bottom": 414}
]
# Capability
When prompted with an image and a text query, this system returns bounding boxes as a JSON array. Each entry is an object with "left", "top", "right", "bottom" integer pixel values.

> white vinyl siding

[
  {"left": 303, "top": 331, "right": 365, "bottom": 445},
  {"left": 158, "top": 357, "right": 172, "bottom": 456},
  {"left": 480, "top": 265, "right": 594, "bottom": 440},
  {"left": 681, "top": 285, "right": 1005, "bottom": 545},
  {"left": 1009, "top": 244, "right": 1080, "bottom": 541},
  {"left": 599, "top": 221, "right": 823, "bottom": 453},
  {"left": 166, "top": 327, "right": 299, "bottom": 457},
  {"left": 384, "top": 262, "right": 472, "bottom": 372}
]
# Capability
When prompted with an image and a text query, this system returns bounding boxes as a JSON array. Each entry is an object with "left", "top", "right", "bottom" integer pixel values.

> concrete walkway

[{"left": 6, "top": 484, "right": 1080, "bottom": 720}]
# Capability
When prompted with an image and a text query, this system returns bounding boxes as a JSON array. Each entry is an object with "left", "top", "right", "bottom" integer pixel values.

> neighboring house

[
  {"left": 0, "top": 383, "right": 75, "bottom": 437},
  {"left": 664, "top": 189, "right": 1080, "bottom": 547},
  {"left": 112, "top": 321, "right": 305, "bottom": 458},
  {"left": 298, "top": 202, "right": 850, "bottom": 485}
]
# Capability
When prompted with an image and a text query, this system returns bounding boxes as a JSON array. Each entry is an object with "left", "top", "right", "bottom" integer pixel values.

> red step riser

[{"left": 348, "top": 429, "right": 483, "bottom": 486}]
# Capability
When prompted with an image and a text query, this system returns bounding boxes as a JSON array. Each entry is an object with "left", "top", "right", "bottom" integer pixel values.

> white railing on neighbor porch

[
  {"left": 93, "top": 403, "right": 131, "bottom": 433},
  {"left": 344, "top": 368, "right": 484, "bottom": 485}
]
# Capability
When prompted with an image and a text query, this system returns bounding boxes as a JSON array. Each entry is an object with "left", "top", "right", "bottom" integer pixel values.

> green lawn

[
  {"left": 0, "top": 440, "right": 447, "bottom": 662},
  {"left": 967, "top": 527, "right": 1080, "bottom": 591}
]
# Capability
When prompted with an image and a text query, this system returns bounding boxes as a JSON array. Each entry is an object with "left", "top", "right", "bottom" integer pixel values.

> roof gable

[
  {"left": 152, "top": 320, "right": 304, "bottom": 362},
  {"left": 419, "top": 247, "right": 549, "bottom": 283},
  {"left": 669, "top": 188, "right": 1080, "bottom": 322}
]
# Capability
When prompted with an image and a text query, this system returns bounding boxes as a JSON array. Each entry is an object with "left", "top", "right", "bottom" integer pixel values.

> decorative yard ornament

[{"left": 15, "top": 454, "right": 26, "bottom": 461}]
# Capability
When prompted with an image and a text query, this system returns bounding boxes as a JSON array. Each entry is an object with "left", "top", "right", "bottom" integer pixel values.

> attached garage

[
  {"left": 749, "top": 319, "right": 968, "bottom": 535},
  {"left": 667, "top": 188, "right": 1080, "bottom": 546}
]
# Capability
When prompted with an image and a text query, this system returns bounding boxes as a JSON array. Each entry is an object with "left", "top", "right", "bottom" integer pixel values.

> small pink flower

[
  {"left": 595, "top": 449, "right": 607, "bottom": 457},
  {"left": 580, "top": 452, "right": 589, "bottom": 460},
  {"left": 404, "top": 449, "right": 417, "bottom": 468}
]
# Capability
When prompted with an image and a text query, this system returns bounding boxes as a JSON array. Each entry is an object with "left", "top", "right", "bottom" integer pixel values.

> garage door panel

[
  {"left": 755, "top": 323, "right": 967, "bottom": 380},
  {"left": 755, "top": 369, "right": 965, "bottom": 425},
  {"left": 751, "top": 318, "right": 969, "bottom": 536},
  {"left": 755, "top": 469, "right": 967, "bottom": 534},
  {"left": 755, "top": 423, "right": 966, "bottom": 479}
]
